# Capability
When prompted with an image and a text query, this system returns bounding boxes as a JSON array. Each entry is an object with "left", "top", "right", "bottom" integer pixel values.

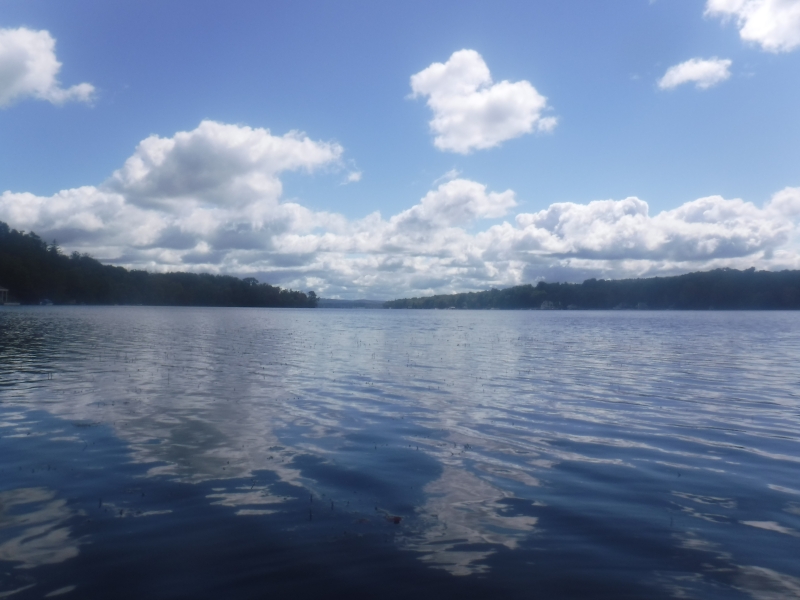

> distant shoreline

[
  {"left": 384, "top": 268, "right": 800, "bottom": 311},
  {"left": 0, "top": 221, "right": 317, "bottom": 308},
  {"left": 4, "top": 220, "right": 800, "bottom": 311}
]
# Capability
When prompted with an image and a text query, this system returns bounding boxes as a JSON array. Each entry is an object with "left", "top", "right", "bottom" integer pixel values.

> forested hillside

[
  {"left": 385, "top": 268, "right": 800, "bottom": 310},
  {"left": 0, "top": 221, "right": 317, "bottom": 307}
]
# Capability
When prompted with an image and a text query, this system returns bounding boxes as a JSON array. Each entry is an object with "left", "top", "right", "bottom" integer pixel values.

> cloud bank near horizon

[{"left": 1, "top": 120, "right": 799, "bottom": 299}]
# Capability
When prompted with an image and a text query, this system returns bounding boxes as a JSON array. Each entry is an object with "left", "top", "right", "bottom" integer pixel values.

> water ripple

[{"left": 1, "top": 307, "right": 799, "bottom": 598}]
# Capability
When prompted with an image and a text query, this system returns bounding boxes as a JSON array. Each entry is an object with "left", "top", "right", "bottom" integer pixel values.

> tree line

[
  {"left": 384, "top": 268, "right": 800, "bottom": 310},
  {"left": 0, "top": 221, "right": 317, "bottom": 307}
]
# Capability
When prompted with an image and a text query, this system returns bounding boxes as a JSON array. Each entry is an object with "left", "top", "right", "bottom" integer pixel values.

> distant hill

[
  {"left": 0, "top": 221, "right": 317, "bottom": 308},
  {"left": 384, "top": 269, "right": 800, "bottom": 310},
  {"left": 317, "top": 299, "right": 385, "bottom": 309}
]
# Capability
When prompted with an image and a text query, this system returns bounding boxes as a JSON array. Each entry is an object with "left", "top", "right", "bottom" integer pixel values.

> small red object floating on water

[{"left": 386, "top": 515, "right": 402, "bottom": 524}]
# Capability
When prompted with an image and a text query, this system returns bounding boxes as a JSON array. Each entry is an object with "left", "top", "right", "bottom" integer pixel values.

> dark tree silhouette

[
  {"left": 0, "top": 221, "right": 316, "bottom": 307},
  {"left": 384, "top": 269, "right": 800, "bottom": 310}
]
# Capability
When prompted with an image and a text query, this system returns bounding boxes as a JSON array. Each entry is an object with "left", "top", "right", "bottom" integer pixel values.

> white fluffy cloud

[
  {"left": 658, "top": 57, "right": 733, "bottom": 90},
  {"left": 108, "top": 120, "right": 342, "bottom": 211},
  {"left": 706, "top": 0, "right": 800, "bottom": 53},
  {"left": 0, "top": 121, "right": 344, "bottom": 266},
  {"left": 2, "top": 121, "right": 799, "bottom": 298},
  {"left": 410, "top": 49, "right": 556, "bottom": 154},
  {"left": 393, "top": 179, "right": 516, "bottom": 228},
  {"left": 510, "top": 193, "right": 794, "bottom": 261},
  {"left": 768, "top": 185, "right": 800, "bottom": 215},
  {"left": 0, "top": 27, "right": 94, "bottom": 107}
]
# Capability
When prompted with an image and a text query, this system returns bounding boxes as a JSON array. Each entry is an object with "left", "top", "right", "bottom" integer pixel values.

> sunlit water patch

[{"left": 1, "top": 307, "right": 799, "bottom": 599}]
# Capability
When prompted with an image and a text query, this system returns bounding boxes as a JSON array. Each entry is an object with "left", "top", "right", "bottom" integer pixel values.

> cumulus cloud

[
  {"left": 392, "top": 179, "right": 516, "bottom": 229},
  {"left": 0, "top": 120, "right": 343, "bottom": 266},
  {"left": 510, "top": 193, "right": 793, "bottom": 261},
  {"left": 767, "top": 185, "right": 800, "bottom": 215},
  {"left": 410, "top": 49, "right": 556, "bottom": 154},
  {"left": 706, "top": 0, "right": 800, "bottom": 53},
  {"left": 0, "top": 27, "right": 95, "bottom": 107},
  {"left": 658, "top": 57, "right": 733, "bottom": 90},
  {"left": 108, "top": 120, "right": 341, "bottom": 210},
  {"left": 1, "top": 121, "right": 798, "bottom": 298}
]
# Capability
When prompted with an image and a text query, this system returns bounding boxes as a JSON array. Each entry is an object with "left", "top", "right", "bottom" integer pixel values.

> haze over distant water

[{"left": 1, "top": 306, "right": 799, "bottom": 599}]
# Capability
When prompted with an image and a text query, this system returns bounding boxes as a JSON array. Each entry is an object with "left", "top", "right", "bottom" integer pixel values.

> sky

[{"left": 1, "top": 0, "right": 799, "bottom": 299}]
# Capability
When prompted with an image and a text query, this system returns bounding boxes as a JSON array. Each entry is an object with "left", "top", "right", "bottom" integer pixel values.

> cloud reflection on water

[
  {"left": 1, "top": 307, "right": 800, "bottom": 595},
  {"left": 665, "top": 530, "right": 800, "bottom": 600},
  {"left": 406, "top": 466, "right": 539, "bottom": 575},
  {"left": 0, "top": 487, "right": 81, "bottom": 569}
]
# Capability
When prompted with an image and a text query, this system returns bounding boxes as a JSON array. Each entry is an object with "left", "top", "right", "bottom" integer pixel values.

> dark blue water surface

[{"left": 1, "top": 307, "right": 799, "bottom": 599}]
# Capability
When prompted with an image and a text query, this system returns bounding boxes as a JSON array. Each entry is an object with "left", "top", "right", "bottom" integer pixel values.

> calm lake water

[{"left": 1, "top": 307, "right": 799, "bottom": 599}]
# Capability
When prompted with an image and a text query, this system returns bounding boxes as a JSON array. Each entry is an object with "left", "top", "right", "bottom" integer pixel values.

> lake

[{"left": 1, "top": 307, "right": 799, "bottom": 599}]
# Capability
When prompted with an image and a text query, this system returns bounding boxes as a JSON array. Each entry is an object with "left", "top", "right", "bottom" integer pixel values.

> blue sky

[{"left": 1, "top": 0, "right": 799, "bottom": 298}]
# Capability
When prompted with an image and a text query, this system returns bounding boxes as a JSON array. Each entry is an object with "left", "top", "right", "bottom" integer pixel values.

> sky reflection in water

[{"left": 1, "top": 307, "right": 799, "bottom": 599}]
